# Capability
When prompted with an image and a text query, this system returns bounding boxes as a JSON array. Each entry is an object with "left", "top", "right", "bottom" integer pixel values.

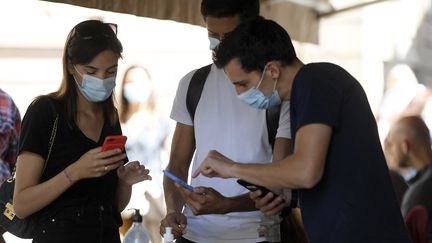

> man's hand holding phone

[
  {"left": 164, "top": 170, "right": 232, "bottom": 215},
  {"left": 237, "top": 179, "right": 287, "bottom": 216},
  {"left": 250, "top": 189, "right": 287, "bottom": 216}
]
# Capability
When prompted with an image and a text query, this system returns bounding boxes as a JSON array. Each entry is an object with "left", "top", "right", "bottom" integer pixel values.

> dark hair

[
  {"left": 201, "top": 0, "right": 259, "bottom": 21},
  {"left": 215, "top": 18, "right": 297, "bottom": 73},
  {"left": 45, "top": 20, "right": 123, "bottom": 128},
  {"left": 66, "top": 20, "right": 123, "bottom": 65}
]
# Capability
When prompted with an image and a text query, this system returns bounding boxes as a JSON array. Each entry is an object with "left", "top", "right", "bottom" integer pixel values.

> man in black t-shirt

[{"left": 192, "top": 18, "right": 411, "bottom": 242}]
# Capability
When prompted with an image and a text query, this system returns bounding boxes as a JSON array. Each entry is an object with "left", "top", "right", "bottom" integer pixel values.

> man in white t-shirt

[{"left": 159, "top": 1, "right": 291, "bottom": 243}]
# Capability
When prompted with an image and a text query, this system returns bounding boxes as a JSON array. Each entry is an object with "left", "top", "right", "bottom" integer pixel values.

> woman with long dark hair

[{"left": 14, "top": 20, "right": 151, "bottom": 243}]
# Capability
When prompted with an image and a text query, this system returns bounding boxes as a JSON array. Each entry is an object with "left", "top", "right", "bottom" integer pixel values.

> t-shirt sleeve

[
  {"left": 169, "top": 69, "right": 198, "bottom": 126},
  {"left": 276, "top": 101, "right": 291, "bottom": 139},
  {"left": 293, "top": 67, "right": 343, "bottom": 131},
  {"left": 19, "top": 97, "right": 55, "bottom": 160}
]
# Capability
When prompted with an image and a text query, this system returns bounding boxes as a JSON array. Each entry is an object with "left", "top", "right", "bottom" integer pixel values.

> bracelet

[{"left": 63, "top": 168, "right": 74, "bottom": 184}]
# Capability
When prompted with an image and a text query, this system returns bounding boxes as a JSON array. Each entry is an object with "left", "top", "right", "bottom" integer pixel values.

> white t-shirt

[{"left": 170, "top": 64, "right": 291, "bottom": 243}]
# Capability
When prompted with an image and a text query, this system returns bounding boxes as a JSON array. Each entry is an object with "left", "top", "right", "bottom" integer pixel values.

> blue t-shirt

[{"left": 290, "top": 63, "right": 410, "bottom": 242}]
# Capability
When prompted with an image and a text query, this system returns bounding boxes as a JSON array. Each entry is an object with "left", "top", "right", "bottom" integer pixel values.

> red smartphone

[{"left": 101, "top": 135, "right": 127, "bottom": 152}]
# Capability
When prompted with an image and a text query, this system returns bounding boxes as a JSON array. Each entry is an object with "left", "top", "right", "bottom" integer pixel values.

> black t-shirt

[
  {"left": 290, "top": 63, "right": 410, "bottom": 242},
  {"left": 19, "top": 96, "right": 124, "bottom": 221}
]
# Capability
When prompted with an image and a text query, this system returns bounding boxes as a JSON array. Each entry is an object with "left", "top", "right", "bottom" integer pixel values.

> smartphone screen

[
  {"left": 163, "top": 170, "right": 193, "bottom": 190},
  {"left": 101, "top": 135, "right": 127, "bottom": 152}
]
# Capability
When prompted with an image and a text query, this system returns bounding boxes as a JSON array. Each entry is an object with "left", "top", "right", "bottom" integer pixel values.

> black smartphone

[{"left": 237, "top": 179, "right": 273, "bottom": 197}]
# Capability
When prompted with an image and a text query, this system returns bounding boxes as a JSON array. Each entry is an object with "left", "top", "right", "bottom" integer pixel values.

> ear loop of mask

[
  {"left": 255, "top": 66, "right": 266, "bottom": 89},
  {"left": 256, "top": 66, "right": 278, "bottom": 94},
  {"left": 73, "top": 65, "right": 83, "bottom": 77},
  {"left": 72, "top": 65, "right": 85, "bottom": 87}
]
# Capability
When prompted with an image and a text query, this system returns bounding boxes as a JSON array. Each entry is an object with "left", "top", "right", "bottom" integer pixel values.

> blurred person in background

[
  {"left": 119, "top": 65, "right": 171, "bottom": 243},
  {"left": 0, "top": 89, "right": 21, "bottom": 182},
  {"left": 401, "top": 88, "right": 432, "bottom": 144},
  {"left": 377, "top": 65, "right": 424, "bottom": 140},
  {"left": 0, "top": 88, "right": 21, "bottom": 243},
  {"left": 14, "top": 20, "right": 151, "bottom": 243},
  {"left": 385, "top": 116, "right": 432, "bottom": 237},
  {"left": 383, "top": 137, "right": 409, "bottom": 207},
  {"left": 377, "top": 64, "right": 426, "bottom": 180}
]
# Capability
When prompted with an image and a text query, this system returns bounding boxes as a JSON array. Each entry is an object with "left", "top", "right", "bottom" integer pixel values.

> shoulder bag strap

[{"left": 42, "top": 99, "right": 59, "bottom": 173}]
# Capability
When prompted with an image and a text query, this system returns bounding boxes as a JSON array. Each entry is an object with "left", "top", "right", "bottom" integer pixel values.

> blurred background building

[{"left": 1, "top": 0, "right": 430, "bottom": 116}]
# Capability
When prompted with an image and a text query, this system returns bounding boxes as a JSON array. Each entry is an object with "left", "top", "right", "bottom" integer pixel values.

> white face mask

[
  {"left": 123, "top": 82, "right": 151, "bottom": 104},
  {"left": 209, "top": 37, "right": 220, "bottom": 50},
  {"left": 73, "top": 66, "right": 116, "bottom": 102}
]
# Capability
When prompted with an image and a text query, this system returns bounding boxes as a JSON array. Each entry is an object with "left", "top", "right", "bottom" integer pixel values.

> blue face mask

[
  {"left": 209, "top": 37, "right": 220, "bottom": 50},
  {"left": 237, "top": 67, "right": 281, "bottom": 109},
  {"left": 74, "top": 66, "right": 116, "bottom": 102}
]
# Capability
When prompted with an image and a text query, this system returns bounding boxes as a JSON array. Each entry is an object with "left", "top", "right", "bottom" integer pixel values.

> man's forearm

[
  {"left": 164, "top": 178, "right": 186, "bottom": 213},
  {"left": 223, "top": 193, "right": 256, "bottom": 213}
]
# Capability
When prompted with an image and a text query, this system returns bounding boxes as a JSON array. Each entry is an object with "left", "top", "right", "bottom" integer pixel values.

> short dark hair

[
  {"left": 200, "top": 0, "right": 259, "bottom": 21},
  {"left": 215, "top": 18, "right": 297, "bottom": 73}
]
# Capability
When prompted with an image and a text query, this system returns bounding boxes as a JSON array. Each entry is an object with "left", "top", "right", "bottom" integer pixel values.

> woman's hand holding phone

[{"left": 65, "top": 146, "right": 126, "bottom": 183}]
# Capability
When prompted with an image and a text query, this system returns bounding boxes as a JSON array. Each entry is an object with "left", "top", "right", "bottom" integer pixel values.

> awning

[
  {"left": 42, "top": 0, "right": 324, "bottom": 44},
  {"left": 41, "top": 0, "right": 396, "bottom": 45}
]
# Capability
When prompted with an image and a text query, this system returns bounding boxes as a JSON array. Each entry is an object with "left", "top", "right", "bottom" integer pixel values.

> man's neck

[{"left": 278, "top": 58, "right": 304, "bottom": 100}]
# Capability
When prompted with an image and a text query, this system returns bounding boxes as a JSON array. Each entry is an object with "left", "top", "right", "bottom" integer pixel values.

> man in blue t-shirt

[{"left": 193, "top": 18, "right": 411, "bottom": 242}]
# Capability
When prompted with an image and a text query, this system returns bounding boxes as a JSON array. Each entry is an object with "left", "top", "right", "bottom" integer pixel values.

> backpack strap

[
  {"left": 186, "top": 64, "right": 212, "bottom": 121},
  {"left": 266, "top": 104, "right": 281, "bottom": 149}
]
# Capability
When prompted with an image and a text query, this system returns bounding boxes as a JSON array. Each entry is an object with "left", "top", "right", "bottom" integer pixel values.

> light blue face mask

[
  {"left": 237, "top": 67, "right": 281, "bottom": 109},
  {"left": 209, "top": 37, "right": 220, "bottom": 50},
  {"left": 74, "top": 66, "right": 116, "bottom": 102}
]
